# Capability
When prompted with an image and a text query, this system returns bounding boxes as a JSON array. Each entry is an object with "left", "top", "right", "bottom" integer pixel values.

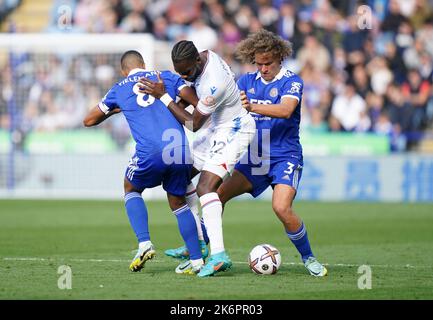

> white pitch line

[
  {"left": 1, "top": 257, "right": 431, "bottom": 269},
  {"left": 1, "top": 257, "right": 128, "bottom": 263}
]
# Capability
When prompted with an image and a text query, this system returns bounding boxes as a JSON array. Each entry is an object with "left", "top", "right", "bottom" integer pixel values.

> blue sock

[
  {"left": 124, "top": 192, "right": 150, "bottom": 243},
  {"left": 200, "top": 218, "right": 209, "bottom": 244},
  {"left": 173, "top": 205, "right": 201, "bottom": 260},
  {"left": 286, "top": 222, "right": 314, "bottom": 263}
]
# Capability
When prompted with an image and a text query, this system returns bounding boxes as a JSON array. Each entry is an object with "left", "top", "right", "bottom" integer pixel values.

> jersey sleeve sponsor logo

[
  {"left": 288, "top": 82, "right": 302, "bottom": 94},
  {"left": 210, "top": 86, "right": 217, "bottom": 95}
]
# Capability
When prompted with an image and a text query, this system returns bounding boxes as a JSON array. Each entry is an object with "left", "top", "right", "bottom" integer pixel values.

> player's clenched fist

[
  {"left": 240, "top": 90, "right": 251, "bottom": 112},
  {"left": 138, "top": 72, "right": 166, "bottom": 99}
]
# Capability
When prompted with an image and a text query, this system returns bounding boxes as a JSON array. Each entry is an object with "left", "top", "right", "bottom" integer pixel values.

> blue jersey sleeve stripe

[
  {"left": 98, "top": 102, "right": 110, "bottom": 114},
  {"left": 177, "top": 84, "right": 188, "bottom": 92}
]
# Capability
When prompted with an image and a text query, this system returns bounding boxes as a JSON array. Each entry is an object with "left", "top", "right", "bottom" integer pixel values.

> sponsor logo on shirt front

[{"left": 250, "top": 99, "right": 272, "bottom": 105}]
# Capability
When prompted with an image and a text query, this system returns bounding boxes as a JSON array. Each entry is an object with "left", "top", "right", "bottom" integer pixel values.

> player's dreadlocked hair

[
  {"left": 171, "top": 40, "right": 199, "bottom": 63},
  {"left": 235, "top": 29, "right": 293, "bottom": 64}
]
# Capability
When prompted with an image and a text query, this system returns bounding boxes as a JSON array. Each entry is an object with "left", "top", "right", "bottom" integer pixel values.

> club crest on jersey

[
  {"left": 270, "top": 88, "right": 278, "bottom": 98},
  {"left": 210, "top": 86, "right": 217, "bottom": 95},
  {"left": 248, "top": 88, "right": 255, "bottom": 94}
]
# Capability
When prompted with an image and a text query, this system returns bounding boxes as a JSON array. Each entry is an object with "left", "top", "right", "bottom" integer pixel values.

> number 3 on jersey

[{"left": 133, "top": 83, "right": 155, "bottom": 107}]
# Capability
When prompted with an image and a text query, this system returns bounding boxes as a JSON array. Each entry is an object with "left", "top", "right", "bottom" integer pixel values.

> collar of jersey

[
  {"left": 256, "top": 67, "right": 287, "bottom": 84},
  {"left": 128, "top": 68, "right": 147, "bottom": 76}
]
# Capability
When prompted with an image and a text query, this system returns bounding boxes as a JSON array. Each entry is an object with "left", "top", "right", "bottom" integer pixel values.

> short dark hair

[
  {"left": 171, "top": 40, "right": 199, "bottom": 63},
  {"left": 121, "top": 50, "right": 144, "bottom": 71}
]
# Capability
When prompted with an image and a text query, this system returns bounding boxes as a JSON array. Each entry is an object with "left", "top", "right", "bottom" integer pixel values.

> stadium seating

[{"left": 0, "top": 0, "right": 432, "bottom": 154}]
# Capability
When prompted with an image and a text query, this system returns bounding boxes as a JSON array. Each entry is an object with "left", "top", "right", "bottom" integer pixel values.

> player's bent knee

[
  {"left": 196, "top": 184, "right": 213, "bottom": 197},
  {"left": 217, "top": 188, "right": 228, "bottom": 205},
  {"left": 196, "top": 171, "right": 223, "bottom": 196},
  {"left": 167, "top": 194, "right": 187, "bottom": 211},
  {"left": 124, "top": 178, "right": 140, "bottom": 194},
  {"left": 272, "top": 203, "right": 294, "bottom": 218},
  {"left": 217, "top": 184, "right": 242, "bottom": 205}
]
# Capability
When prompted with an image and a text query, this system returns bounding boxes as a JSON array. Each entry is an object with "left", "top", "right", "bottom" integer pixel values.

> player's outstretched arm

[{"left": 83, "top": 105, "right": 120, "bottom": 127}]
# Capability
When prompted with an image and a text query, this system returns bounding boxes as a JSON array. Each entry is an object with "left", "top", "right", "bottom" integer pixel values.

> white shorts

[{"left": 190, "top": 113, "right": 256, "bottom": 179}]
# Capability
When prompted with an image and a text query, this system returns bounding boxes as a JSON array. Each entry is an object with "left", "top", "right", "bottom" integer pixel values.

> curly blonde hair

[{"left": 235, "top": 29, "right": 293, "bottom": 64}]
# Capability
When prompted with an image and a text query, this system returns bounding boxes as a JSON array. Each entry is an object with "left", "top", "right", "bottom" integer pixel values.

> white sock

[
  {"left": 200, "top": 192, "right": 224, "bottom": 255},
  {"left": 139, "top": 240, "right": 151, "bottom": 249},
  {"left": 186, "top": 182, "right": 204, "bottom": 241},
  {"left": 190, "top": 258, "right": 204, "bottom": 269}
]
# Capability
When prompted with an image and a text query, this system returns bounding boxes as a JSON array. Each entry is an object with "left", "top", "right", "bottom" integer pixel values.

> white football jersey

[{"left": 194, "top": 50, "right": 247, "bottom": 127}]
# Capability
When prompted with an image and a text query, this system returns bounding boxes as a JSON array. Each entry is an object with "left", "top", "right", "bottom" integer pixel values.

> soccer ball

[{"left": 248, "top": 244, "right": 282, "bottom": 275}]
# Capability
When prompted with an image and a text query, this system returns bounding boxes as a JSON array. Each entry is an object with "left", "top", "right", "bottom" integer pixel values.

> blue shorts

[
  {"left": 125, "top": 148, "right": 192, "bottom": 197},
  {"left": 234, "top": 155, "right": 303, "bottom": 198}
]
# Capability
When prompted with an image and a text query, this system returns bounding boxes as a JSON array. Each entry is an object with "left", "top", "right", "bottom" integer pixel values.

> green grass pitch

[{"left": 0, "top": 200, "right": 432, "bottom": 300}]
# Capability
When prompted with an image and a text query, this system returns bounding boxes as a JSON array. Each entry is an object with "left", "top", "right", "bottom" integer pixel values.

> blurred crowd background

[{"left": 1, "top": 0, "right": 433, "bottom": 153}]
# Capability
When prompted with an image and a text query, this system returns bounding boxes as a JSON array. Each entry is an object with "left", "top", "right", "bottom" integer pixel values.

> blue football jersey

[
  {"left": 237, "top": 67, "right": 303, "bottom": 159},
  {"left": 99, "top": 69, "right": 188, "bottom": 154}
]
